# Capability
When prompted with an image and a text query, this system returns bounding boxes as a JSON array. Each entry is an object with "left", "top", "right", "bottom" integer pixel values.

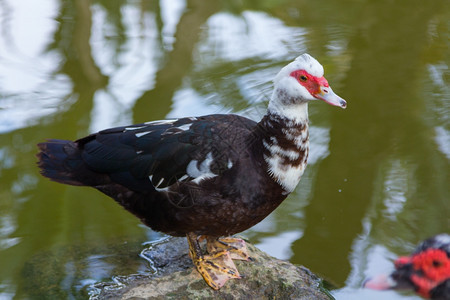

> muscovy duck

[
  {"left": 364, "top": 234, "right": 450, "bottom": 299},
  {"left": 37, "top": 54, "right": 347, "bottom": 289}
]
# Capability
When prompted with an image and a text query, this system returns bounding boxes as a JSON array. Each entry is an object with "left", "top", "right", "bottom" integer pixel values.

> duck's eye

[
  {"left": 432, "top": 260, "right": 442, "bottom": 268},
  {"left": 299, "top": 75, "right": 308, "bottom": 82}
]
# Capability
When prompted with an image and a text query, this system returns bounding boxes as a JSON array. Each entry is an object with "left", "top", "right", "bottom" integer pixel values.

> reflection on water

[{"left": 0, "top": 0, "right": 448, "bottom": 299}]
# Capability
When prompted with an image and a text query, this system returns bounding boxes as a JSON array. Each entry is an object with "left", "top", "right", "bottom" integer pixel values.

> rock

[{"left": 91, "top": 237, "right": 332, "bottom": 300}]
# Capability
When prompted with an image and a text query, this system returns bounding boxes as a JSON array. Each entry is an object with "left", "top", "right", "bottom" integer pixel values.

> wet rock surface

[{"left": 92, "top": 237, "right": 332, "bottom": 300}]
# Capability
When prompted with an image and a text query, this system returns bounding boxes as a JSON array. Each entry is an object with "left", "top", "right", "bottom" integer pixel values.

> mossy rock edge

[{"left": 92, "top": 237, "right": 333, "bottom": 300}]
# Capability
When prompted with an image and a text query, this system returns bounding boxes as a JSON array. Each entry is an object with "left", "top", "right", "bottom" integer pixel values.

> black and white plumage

[
  {"left": 365, "top": 234, "right": 450, "bottom": 299},
  {"left": 37, "top": 53, "right": 347, "bottom": 289}
]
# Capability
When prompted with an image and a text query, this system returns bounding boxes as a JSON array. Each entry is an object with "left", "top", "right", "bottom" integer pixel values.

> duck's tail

[{"left": 37, "top": 139, "right": 104, "bottom": 186}]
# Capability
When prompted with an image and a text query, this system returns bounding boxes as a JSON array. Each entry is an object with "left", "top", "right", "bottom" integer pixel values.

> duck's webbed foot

[
  {"left": 187, "top": 233, "right": 241, "bottom": 290},
  {"left": 205, "top": 236, "right": 251, "bottom": 261}
]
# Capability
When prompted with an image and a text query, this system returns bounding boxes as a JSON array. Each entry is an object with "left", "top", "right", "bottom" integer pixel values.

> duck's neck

[
  {"left": 257, "top": 103, "right": 310, "bottom": 194},
  {"left": 267, "top": 86, "right": 310, "bottom": 124}
]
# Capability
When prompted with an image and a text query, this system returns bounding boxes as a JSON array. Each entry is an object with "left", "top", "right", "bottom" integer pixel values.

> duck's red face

[
  {"left": 290, "top": 70, "right": 347, "bottom": 108},
  {"left": 395, "top": 249, "right": 450, "bottom": 298},
  {"left": 365, "top": 248, "right": 450, "bottom": 298}
]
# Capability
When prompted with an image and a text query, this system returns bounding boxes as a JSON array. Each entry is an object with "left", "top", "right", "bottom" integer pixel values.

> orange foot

[
  {"left": 187, "top": 233, "right": 242, "bottom": 290},
  {"left": 206, "top": 236, "right": 251, "bottom": 261}
]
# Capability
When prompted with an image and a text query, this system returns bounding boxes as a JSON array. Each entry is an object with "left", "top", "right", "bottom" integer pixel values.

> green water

[{"left": 0, "top": 0, "right": 448, "bottom": 299}]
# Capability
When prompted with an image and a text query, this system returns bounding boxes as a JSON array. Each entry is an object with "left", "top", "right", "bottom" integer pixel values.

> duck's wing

[{"left": 72, "top": 114, "right": 256, "bottom": 192}]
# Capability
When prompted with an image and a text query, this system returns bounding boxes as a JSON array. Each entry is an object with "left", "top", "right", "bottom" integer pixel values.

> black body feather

[{"left": 37, "top": 114, "right": 294, "bottom": 237}]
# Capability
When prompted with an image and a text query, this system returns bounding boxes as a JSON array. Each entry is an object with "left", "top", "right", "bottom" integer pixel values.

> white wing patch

[
  {"left": 148, "top": 175, "right": 170, "bottom": 192},
  {"left": 144, "top": 119, "right": 177, "bottom": 125},
  {"left": 134, "top": 119, "right": 195, "bottom": 138},
  {"left": 186, "top": 152, "right": 218, "bottom": 183},
  {"left": 178, "top": 174, "right": 189, "bottom": 181},
  {"left": 135, "top": 131, "right": 153, "bottom": 138},
  {"left": 125, "top": 126, "right": 147, "bottom": 131},
  {"left": 177, "top": 123, "right": 192, "bottom": 131},
  {"left": 227, "top": 159, "right": 233, "bottom": 169}
]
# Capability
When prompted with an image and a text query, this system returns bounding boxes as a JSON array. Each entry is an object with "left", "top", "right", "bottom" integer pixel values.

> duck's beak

[
  {"left": 314, "top": 85, "right": 347, "bottom": 109},
  {"left": 363, "top": 274, "right": 396, "bottom": 290}
]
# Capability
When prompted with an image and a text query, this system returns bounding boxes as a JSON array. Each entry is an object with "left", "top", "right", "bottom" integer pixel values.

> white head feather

[
  {"left": 268, "top": 54, "right": 324, "bottom": 123},
  {"left": 275, "top": 54, "right": 324, "bottom": 81}
]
